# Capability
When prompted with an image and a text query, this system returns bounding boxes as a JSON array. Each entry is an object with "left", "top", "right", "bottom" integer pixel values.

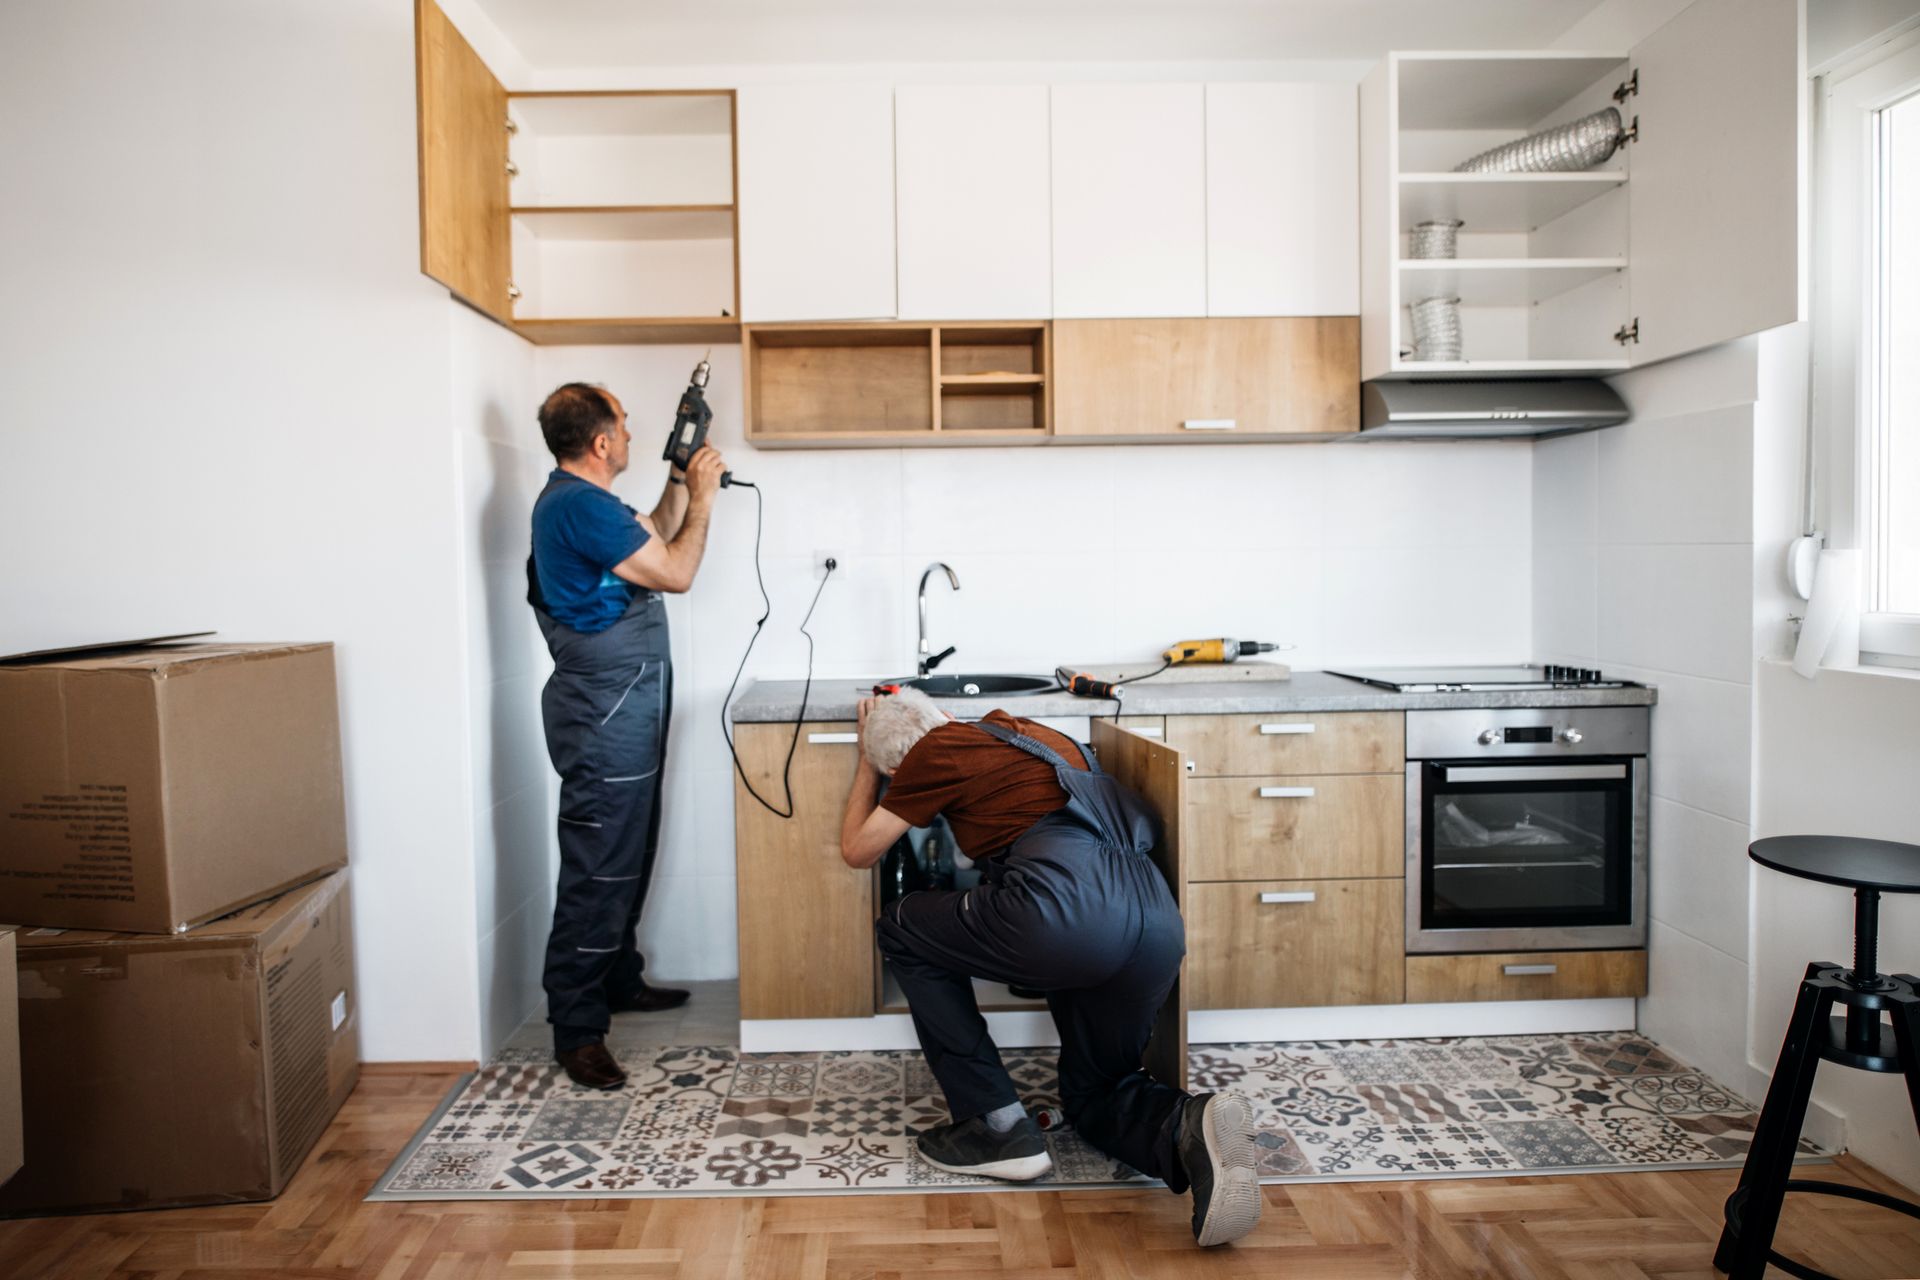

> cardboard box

[
  {"left": 0, "top": 643, "right": 347, "bottom": 933},
  {"left": 0, "top": 928, "right": 19, "bottom": 1189},
  {"left": 0, "top": 872, "right": 359, "bottom": 1215}
]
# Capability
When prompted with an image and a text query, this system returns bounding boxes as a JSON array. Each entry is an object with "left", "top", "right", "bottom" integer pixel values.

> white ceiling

[{"left": 471, "top": 0, "right": 1605, "bottom": 70}]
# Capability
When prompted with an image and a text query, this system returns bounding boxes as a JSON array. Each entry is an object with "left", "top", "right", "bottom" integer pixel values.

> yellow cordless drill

[{"left": 1164, "top": 638, "right": 1281, "bottom": 666}]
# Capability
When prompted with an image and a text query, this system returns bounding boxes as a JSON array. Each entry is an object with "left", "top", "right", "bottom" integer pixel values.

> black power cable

[{"left": 720, "top": 479, "right": 832, "bottom": 818}]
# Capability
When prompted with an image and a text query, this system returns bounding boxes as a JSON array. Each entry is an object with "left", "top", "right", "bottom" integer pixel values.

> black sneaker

[
  {"left": 1175, "top": 1092, "right": 1261, "bottom": 1246},
  {"left": 915, "top": 1113, "right": 1053, "bottom": 1182}
]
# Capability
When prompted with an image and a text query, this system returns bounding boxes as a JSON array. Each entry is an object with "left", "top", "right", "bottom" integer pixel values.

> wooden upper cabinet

[
  {"left": 414, "top": 0, "right": 511, "bottom": 324},
  {"left": 895, "top": 86, "right": 1052, "bottom": 321},
  {"left": 1625, "top": 0, "right": 1803, "bottom": 365},
  {"left": 1206, "top": 83, "right": 1359, "bottom": 317},
  {"left": 737, "top": 84, "right": 897, "bottom": 323},
  {"left": 1052, "top": 317, "right": 1359, "bottom": 437},
  {"left": 1050, "top": 84, "right": 1207, "bottom": 318}
]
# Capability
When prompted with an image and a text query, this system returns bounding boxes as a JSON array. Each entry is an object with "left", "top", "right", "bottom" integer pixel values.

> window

[{"left": 1817, "top": 31, "right": 1920, "bottom": 665}]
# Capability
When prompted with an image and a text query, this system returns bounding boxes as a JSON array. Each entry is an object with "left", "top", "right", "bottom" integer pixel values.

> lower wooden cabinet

[
  {"left": 1404, "top": 950, "right": 1649, "bottom": 1004},
  {"left": 1186, "top": 878, "right": 1404, "bottom": 1010},
  {"left": 1187, "top": 773, "right": 1402, "bottom": 880},
  {"left": 734, "top": 723, "right": 875, "bottom": 1019}
]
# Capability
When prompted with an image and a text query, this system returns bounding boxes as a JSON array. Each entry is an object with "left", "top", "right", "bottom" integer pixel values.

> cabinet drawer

[
  {"left": 1187, "top": 774, "right": 1402, "bottom": 881},
  {"left": 1168, "top": 711, "right": 1402, "bottom": 777},
  {"left": 1187, "top": 878, "right": 1403, "bottom": 1010},
  {"left": 1405, "top": 951, "right": 1648, "bottom": 1004}
]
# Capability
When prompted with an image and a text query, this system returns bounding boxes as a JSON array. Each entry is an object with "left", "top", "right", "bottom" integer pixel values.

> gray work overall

[
  {"left": 530, "top": 576, "right": 672, "bottom": 1050},
  {"left": 876, "top": 719, "right": 1193, "bottom": 1187}
]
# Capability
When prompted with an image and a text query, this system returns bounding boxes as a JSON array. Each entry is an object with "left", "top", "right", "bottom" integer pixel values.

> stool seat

[{"left": 1749, "top": 834, "right": 1920, "bottom": 894}]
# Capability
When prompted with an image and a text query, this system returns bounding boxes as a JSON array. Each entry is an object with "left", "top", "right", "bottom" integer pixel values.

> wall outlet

[{"left": 813, "top": 550, "right": 841, "bottom": 579}]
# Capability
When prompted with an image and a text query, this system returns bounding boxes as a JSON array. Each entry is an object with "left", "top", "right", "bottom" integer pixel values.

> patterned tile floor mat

[{"left": 369, "top": 1032, "right": 1821, "bottom": 1200}]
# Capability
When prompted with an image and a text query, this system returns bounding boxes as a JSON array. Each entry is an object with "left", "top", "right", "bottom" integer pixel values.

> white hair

[{"left": 863, "top": 687, "right": 948, "bottom": 773}]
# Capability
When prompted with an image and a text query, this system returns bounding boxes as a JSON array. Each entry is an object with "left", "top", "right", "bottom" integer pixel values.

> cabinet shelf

[
  {"left": 1398, "top": 173, "right": 1626, "bottom": 233},
  {"left": 938, "top": 373, "right": 1046, "bottom": 394},
  {"left": 510, "top": 208, "right": 734, "bottom": 242},
  {"left": 512, "top": 317, "right": 742, "bottom": 346},
  {"left": 1398, "top": 257, "right": 1627, "bottom": 306}
]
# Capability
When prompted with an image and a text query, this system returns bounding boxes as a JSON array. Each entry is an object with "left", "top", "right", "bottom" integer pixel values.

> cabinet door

[
  {"left": 896, "top": 86, "right": 1052, "bottom": 321},
  {"left": 735, "top": 723, "right": 874, "bottom": 1019},
  {"left": 1187, "top": 878, "right": 1405, "bottom": 1010},
  {"left": 737, "top": 84, "right": 896, "bottom": 322},
  {"left": 1052, "top": 318, "right": 1359, "bottom": 436},
  {"left": 1626, "top": 0, "right": 1803, "bottom": 365},
  {"left": 1206, "top": 83, "right": 1359, "bottom": 317},
  {"left": 1050, "top": 84, "right": 1206, "bottom": 318},
  {"left": 414, "top": 0, "right": 511, "bottom": 323},
  {"left": 1090, "top": 719, "right": 1187, "bottom": 1091}
]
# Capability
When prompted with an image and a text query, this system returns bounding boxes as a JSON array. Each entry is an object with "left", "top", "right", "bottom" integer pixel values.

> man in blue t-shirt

[{"left": 526, "top": 382, "right": 727, "bottom": 1091}]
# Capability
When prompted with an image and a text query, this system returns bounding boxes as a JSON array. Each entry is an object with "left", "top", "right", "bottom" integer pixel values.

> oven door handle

[{"left": 1441, "top": 763, "right": 1628, "bottom": 783}]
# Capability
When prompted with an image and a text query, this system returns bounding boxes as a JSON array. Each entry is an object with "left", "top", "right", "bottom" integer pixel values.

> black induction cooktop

[{"left": 1326, "top": 664, "right": 1641, "bottom": 693}]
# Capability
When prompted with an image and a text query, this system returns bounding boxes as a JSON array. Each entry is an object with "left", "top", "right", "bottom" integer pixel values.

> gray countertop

[{"left": 727, "top": 670, "right": 1657, "bottom": 723}]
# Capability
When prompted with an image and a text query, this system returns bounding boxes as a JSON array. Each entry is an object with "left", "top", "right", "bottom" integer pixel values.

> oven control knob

[
  {"left": 1478, "top": 729, "right": 1500, "bottom": 745},
  {"left": 1560, "top": 727, "right": 1584, "bottom": 745}
]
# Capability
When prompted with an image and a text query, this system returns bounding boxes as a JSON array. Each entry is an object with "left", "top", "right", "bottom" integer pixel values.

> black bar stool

[{"left": 1716, "top": 835, "right": 1920, "bottom": 1280}]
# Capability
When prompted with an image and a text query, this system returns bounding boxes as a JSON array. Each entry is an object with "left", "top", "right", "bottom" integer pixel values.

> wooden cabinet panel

[
  {"left": 1091, "top": 720, "right": 1187, "bottom": 1091},
  {"left": 414, "top": 0, "right": 511, "bottom": 322},
  {"left": 1052, "top": 318, "right": 1358, "bottom": 437},
  {"left": 1187, "top": 774, "right": 1402, "bottom": 882},
  {"left": 1206, "top": 83, "right": 1359, "bottom": 317},
  {"left": 1626, "top": 0, "right": 1802, "bottom": 365},
  {"left": 1168, "top": 711, "right": 1402, "bottom": 777},
  {"left": 1187, "top": 878, "right": 1404, "bottom": 1010},
  {"left": 1050, "top": 84, "right": 1207, "bottom": 318},
  {"left": 737, "top": 84, "right": 896, "bottom": 322},
  {"left": 1406, "top": 950, "right": 1648, "bottom": 1004},
  {"left": 734, "top": 723, "right": 874, "bottom": 1019},
  {"left": 896, "top": 85, "right": 1052, "bottom": 321}
]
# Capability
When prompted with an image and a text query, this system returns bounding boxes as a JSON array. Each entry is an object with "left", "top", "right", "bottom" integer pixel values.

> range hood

[{"left": 1357, "top": 378, "right": 1628, "bottom": 440}]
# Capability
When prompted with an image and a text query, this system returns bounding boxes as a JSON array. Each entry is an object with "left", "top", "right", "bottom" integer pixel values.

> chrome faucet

[{"left": 917, "top": 562, "right": 960, "bottom": 675}]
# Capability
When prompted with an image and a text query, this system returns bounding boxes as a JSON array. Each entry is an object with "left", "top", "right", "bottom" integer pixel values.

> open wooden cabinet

[{"left": 414, "top": 0, "right": 742, "bottom": 344}]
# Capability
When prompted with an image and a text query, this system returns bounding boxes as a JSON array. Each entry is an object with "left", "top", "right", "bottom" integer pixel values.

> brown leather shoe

[
  {"left": 608, "top": 981, "right": 690, "bottom": 1014},
  {"left": 556, "top": 1042, "right": 628, "bottom": 1090}
]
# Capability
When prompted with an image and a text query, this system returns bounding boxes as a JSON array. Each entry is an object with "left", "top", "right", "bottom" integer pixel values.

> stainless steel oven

[{"left": 1405, "top": 706, "right": 1649, "bottom": 954}]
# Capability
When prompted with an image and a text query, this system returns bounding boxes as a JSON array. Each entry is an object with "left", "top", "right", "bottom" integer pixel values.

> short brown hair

[{"left": 538, "top": 383, "right": 616, "bottom": 461}]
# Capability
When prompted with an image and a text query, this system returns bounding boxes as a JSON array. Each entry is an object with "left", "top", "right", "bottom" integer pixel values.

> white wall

[
  {"left": 0, "top": 0, "right": 481, "bottom": 1061},
  {"left": 528, "top": 345, "right": 1536, "bottom": 983},
  {"left": 1532, "top": 338, "right": 1771, "bottom": 1095}
]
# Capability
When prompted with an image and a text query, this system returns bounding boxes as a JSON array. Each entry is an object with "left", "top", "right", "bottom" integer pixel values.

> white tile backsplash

[
  {"left": 1598, "top": 543, "right": 1754, "bottom": 684},
  {"left": 1597, "top": 403, "right": 1754, "bottom": 546},
  {"left": 1649, "top": 797, "right": 1753, "bottom": 962}
]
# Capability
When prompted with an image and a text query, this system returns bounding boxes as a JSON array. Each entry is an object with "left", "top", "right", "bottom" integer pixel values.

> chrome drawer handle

[
  {"left": 1182, "top": 418, "right": 1236, "bottom": 430},
  {"left": 1259, "top": 786, "right": 1316, "bottom": 798},
  {"left": 1502, "top": 963, "right": 1559, "bottom": 976},
  {"left": 807, "top": 732, "right": 859, "bottom": 745},
  {"left": 1259, "top": 891, "right": 1316, "bottom": 904},
  {"left": 1259, "top": 723, "right": 1315, "bottom": 735}
]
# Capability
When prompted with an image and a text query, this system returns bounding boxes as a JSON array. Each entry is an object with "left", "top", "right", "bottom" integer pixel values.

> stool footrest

[{"left": 1725, "top": 1180, "right": 1920, "bottom": 1280}]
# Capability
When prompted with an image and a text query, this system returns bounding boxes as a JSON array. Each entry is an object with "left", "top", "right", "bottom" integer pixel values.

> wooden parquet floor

[{"left": 1, "top": 1067, "right": 1916, "bottom": 1280}]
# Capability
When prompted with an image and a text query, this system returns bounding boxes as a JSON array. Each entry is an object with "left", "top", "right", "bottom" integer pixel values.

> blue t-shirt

[{"left": 530, "top": 470, "right": 651, "bottom": 634}]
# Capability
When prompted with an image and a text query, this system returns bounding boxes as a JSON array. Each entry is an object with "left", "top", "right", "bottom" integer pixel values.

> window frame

[{"left": 1814, "top": 29, "right": 1920, "bottom": 667}]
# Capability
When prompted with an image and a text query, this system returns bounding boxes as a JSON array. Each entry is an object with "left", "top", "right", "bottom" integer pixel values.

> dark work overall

[
  {"left": 875, "top": 720, "right": 1192, "bottom": 1186},
  {"left": 529, "top": 564, "right": 673, "bottom": 1052}
]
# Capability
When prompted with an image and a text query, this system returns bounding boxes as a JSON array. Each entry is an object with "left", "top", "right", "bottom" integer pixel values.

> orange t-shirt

[{"left": 878, "top": 709, "right": 1090, "bottom": 858}]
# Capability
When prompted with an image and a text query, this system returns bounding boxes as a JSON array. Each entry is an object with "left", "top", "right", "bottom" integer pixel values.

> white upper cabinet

[
  {"left": 1624, "top": 0, "right": 1804, "bottom": 366},
  {"left": 737, "top": 83, "right": 896, "bottom": 322},
  {"left": 1206, "top": 83, "right": 1359, "bottom": 317},
  {"left": 895, "top": 85, "right": 1052, "bottom": 321},
  {"left": 1050, "top": 83, "right": 1208, "bottom": 318}
]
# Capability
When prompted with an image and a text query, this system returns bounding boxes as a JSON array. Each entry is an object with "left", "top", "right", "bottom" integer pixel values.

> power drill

[
  {"left": 1164, "top": 638, "right": 1280, "bottom": 665},
  {"left": 662, "top": 353, "right": 740, "bottom": 487}
]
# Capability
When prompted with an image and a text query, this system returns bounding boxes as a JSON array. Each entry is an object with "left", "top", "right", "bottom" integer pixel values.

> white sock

[{"left": 981, "top": 1102, "right": 1026, "bottom": 1133}]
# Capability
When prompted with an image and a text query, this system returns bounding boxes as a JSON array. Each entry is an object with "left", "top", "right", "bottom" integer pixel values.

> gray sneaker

[
  {"left": 1175, "top": 1092, "right": 1262, "bottom": 1246},
  {"left": 915, "top": 1113, "right": 1053, "bottom": 1182}
]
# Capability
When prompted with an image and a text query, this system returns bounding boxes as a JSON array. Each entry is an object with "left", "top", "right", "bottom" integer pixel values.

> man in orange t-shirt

[{"left": 837, "top": 688, "right": 1261, "bottom": 1248}]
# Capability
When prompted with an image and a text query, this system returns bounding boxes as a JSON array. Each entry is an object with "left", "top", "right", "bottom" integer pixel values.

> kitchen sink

[{"left": 904, "top": 673, "right": 1058, "bottom": 697}]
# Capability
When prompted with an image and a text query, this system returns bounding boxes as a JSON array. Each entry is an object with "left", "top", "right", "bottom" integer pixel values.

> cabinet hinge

[
  {"left": 1613, "top": 319, "right": 1640, "bottom": 346},
  {"left": 507, "top": 282, "right": 522, "bottom": 302},
  {"left": 1612, "top": 69, "right": 1639, "bottom": 104},
  {"left": 505, "top": 159, "right": 519, "bottom": 178},
  {"left": 1621, "top": 114, "right": 1639, "bottom": 145},
  {"left": 504, "top": 116, "right": 518, "bottom": 134}
]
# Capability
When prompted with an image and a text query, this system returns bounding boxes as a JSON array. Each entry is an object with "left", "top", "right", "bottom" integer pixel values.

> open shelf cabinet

[{"left": 744, "top": 321, "right": 1052, "bottom": 448}]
